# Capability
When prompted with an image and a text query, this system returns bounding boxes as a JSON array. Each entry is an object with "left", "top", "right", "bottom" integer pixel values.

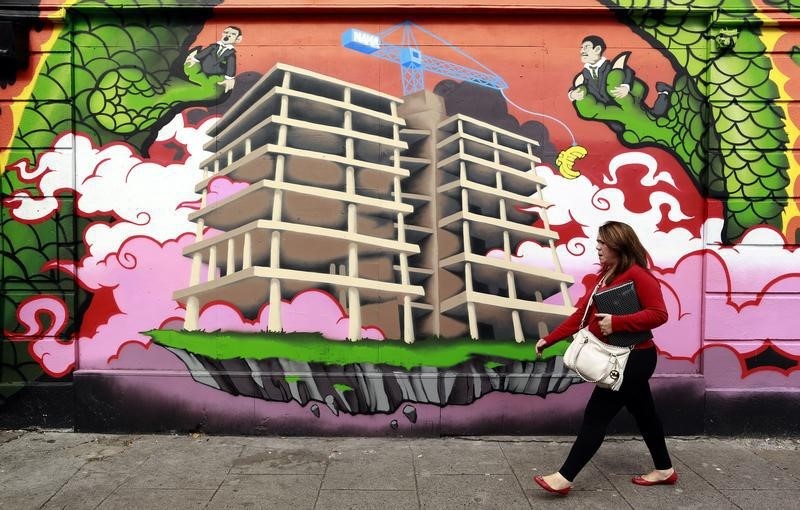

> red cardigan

[{"left": 542, "top": 264, "right": 668, "bottom": 348}]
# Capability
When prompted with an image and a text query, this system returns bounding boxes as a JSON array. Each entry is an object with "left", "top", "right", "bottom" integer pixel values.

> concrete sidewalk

[{"left": 0, "top": 430, "right": 798, "bottom": 509}]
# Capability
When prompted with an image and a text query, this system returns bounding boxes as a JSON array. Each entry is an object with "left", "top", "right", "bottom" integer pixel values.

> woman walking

[{"left": 533, "top": 221, "right": 676, "bottom": 495}]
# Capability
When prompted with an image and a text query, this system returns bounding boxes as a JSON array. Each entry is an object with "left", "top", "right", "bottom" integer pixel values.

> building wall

[{"left": 1, "top": 0, "right": 799, "bottom": 435}]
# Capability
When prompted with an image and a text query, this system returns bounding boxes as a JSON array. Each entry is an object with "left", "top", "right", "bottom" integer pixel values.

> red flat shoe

[
  {"left": 533, "top": 475, "right": 571, "bottom": 495},
  {"left": 632, "top": 471, "right": 678, "bottom": 486}
]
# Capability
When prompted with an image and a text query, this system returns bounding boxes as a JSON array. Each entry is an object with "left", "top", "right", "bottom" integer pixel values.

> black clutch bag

[{"left": 593, "top": 281, "right": 652, "bottom": 347}]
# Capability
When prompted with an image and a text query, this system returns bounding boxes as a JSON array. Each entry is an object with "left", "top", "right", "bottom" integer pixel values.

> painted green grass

[{"left": 147, "top": 330, "right": 570, "bottom": 371}]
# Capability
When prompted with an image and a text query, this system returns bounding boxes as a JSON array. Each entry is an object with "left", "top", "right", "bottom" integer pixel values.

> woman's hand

[
  {"left": 596, "top": 313, "right": 613, "bottom": 336},
  {"left": 535, "top": 339, "right": 548, "bottom": 358}
]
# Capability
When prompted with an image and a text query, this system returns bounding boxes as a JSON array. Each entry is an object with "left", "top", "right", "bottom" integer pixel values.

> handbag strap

[{"left": 579, "top": 270, "right": 611, "bottom": 329}]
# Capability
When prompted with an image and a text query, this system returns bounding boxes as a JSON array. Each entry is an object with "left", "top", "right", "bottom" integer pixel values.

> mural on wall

[
  {"left": 1, "top": 0, "right": 227, "bottom": 407},
  {"left": 2, "top": 0, "right": 800, "bottom": 429}
]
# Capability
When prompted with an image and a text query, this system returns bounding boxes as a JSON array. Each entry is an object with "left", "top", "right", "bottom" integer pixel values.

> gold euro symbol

[{"left": 556, "top": 145, "right": 587, "bottom": 179}]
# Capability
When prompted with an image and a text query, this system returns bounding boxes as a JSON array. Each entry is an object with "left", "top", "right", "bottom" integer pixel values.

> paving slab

[
  {"left": 0, "top": 429, "right": 24, "bottom": 444},
  {"left": 231, "top": 443, "right": 329, "bottom": 475},
  {"left": 607, "top": 470, "right": 737, "bottom": 510},
  {"left": 0, "top": 437, "right": 87, "bottom": 510},
  {"left": 585, "top": 438, "right": 661, "bottom": 476},
  {"left": 71, "top": 436, "right": 152, "bottom": 475},
  {"left": 669, "top": 438, "right": 797, "bottom": 490},
  {"left": 120, "top": 442, "right": 243, "bottom": 490},
  {"left": 315, "top": 489, "right": 419, "bottom": 510},
  {"left": 416, "top": 473, "right": 530, "bottom": 509},
  {"left": 411, "top": 438, "right": 511, "bottom": 475},
  {"left": 720, "top": 489, "right": 800, "bottom": 510},
  {"left": 39, "top": 468, "right": 127, "bottom": 510},
  {"left": 207, "top": 473, "right": 322, "bottom": 509},
  {"left": 0, "top": 431, "right": 89, "bottom": 460},
  {"left": 526, "top": 487, "right": 634, "bottom": 509},
  {"left": 322, "top": 442, "right": 415, "bottom": 491},
  {"left": 500, "top": 439, "right": 617, "bottom": 492},
  {"left": 752, "top": 449, "right": 800, "bottom": 481},
  {"left": 96, "top": 488, "right": 216, "bottom": 510}
]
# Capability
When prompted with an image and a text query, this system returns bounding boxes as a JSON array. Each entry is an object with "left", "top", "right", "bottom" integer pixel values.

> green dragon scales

[
  {"left": 571, "top": 0, "right": 795, "bottom": 244},
  {"left": 1, "top": 0, "right": 225, "bottom": 403}
]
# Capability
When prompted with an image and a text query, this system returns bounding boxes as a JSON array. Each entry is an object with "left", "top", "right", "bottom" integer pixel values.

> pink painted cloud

[{"left": 186, "top": 290, "right": 384, "bottom": 340}]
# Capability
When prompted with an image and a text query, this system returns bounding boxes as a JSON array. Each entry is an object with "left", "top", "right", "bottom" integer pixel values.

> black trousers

[{"left": 559, "top": 346, "right": 672, "bottom": 481}]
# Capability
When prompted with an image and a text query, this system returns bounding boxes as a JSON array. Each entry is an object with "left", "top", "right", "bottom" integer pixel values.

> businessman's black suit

[
  {"left": 572, "top": 58, "right": 670, "bottom": 116},
  {"left": 194, "top": 44, "right": 237, "bottom": 78},
  {"left": 575, "top": 60, "right": 633, "bottom": 104}
]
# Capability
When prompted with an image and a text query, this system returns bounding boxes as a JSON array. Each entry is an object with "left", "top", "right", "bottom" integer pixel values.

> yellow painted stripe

[
  {"left": 755, "top": 11, "right": 800, "bottom": 238},
  {"left": 1, "top": 2, "right": 73, "bottom": 173}
]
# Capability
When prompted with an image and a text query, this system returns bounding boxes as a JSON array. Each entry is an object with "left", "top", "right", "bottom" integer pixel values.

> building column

[
  {"left": 338, "top": 264, "right": 348, "bottom": 306},
  {"left": 507, "top": 272, "right": 524, "bottom": 343},
  {"left": 342, "top": 111, "right": 363, "bottom": 341},
  {"left": 184, "top": 249, "right": 203, "bottom": 330},
  {"left": 189, "top": 253, "right": 202, "bottom": 286},
  {"left": 397, "top": 228, "right": 414, "bottom": 344},
  {"left": 185, "top": 296, "right": 200, "bottom": 331},
  {"left": 402, "top": 296, "right": 414, "bottom": 344},
  {"left": 267, "top": 123, "right": 288, "bottom": 333},
  {"left": 226, "top": 238, "right": 235, "bottom": 275},
  {"left": 511, "top": 310, "right": 524, "bottom": 343},
  {"left": 395, "top": 174, "right": 415, "bottom": 344},
  {"left": 183, "top": 190, "right": 207, "bottom": 330},
  {"left": 268, "top": 232, "right": 282, "bottom": 333},
  {"left": 347, "top": 237, "right": 361, "bottom": 340},
  {"left": 346, "top": 196, "right": 361, "bottom": 341},
  {"left": 207, "top": 246, "right": 217, "bottom": 282},
  {"left": 535, "top": 290, "right": 549, "bottom": 338},
  {"left": 464, "top": 262, "right": 479, "bottom": 340},
  {"left": 242, "top": 232, "right": 252, "bottom": 269}
]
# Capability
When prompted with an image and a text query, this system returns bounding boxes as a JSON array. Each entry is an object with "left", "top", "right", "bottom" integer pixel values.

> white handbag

[{"left": 562, "top": 274, "right": 632, "bottom": 391}]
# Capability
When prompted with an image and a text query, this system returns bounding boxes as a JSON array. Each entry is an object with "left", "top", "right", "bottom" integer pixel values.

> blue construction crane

[
  {"left": 342, "top": 21, "right": 507, "bottom": 96},
  {"left": 342, "top": 21, "right": 587, "bottom": 178}
]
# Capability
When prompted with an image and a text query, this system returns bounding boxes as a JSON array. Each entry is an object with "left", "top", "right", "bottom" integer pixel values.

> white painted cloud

[{"left": 6, "top": 114, "right": 218, "bottom": 263}]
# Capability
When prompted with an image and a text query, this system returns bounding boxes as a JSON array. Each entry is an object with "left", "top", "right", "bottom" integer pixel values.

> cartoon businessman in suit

[
  {"left": 185, "top": 26, "right": 243, "bottom": 93},
  {"left": 568, "top": 35, "right": 671, "bottom": 116}
]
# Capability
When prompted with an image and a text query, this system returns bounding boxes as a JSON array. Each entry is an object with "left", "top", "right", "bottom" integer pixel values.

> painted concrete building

[
  {"left": 175, "top": 65, "right": 574, "bottom": 344},
  {"left": 174, "top": 63, "right": 424, "bottom": 342},
  {"left": 398, "top": 93, "right": 575, "bottom": 342}
]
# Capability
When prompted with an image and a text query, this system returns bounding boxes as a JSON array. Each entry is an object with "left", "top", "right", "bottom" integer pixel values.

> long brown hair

[{"left": 598, "top": 221, "right": 649, "bottom": 281}]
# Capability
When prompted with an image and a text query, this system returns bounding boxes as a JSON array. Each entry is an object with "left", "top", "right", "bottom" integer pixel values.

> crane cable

[
  {"left": 385, "top": 22, "right": 587, "bottom": 179},
  {"left": 500, "top": 90, "right": 587, "bottom": 179}
]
